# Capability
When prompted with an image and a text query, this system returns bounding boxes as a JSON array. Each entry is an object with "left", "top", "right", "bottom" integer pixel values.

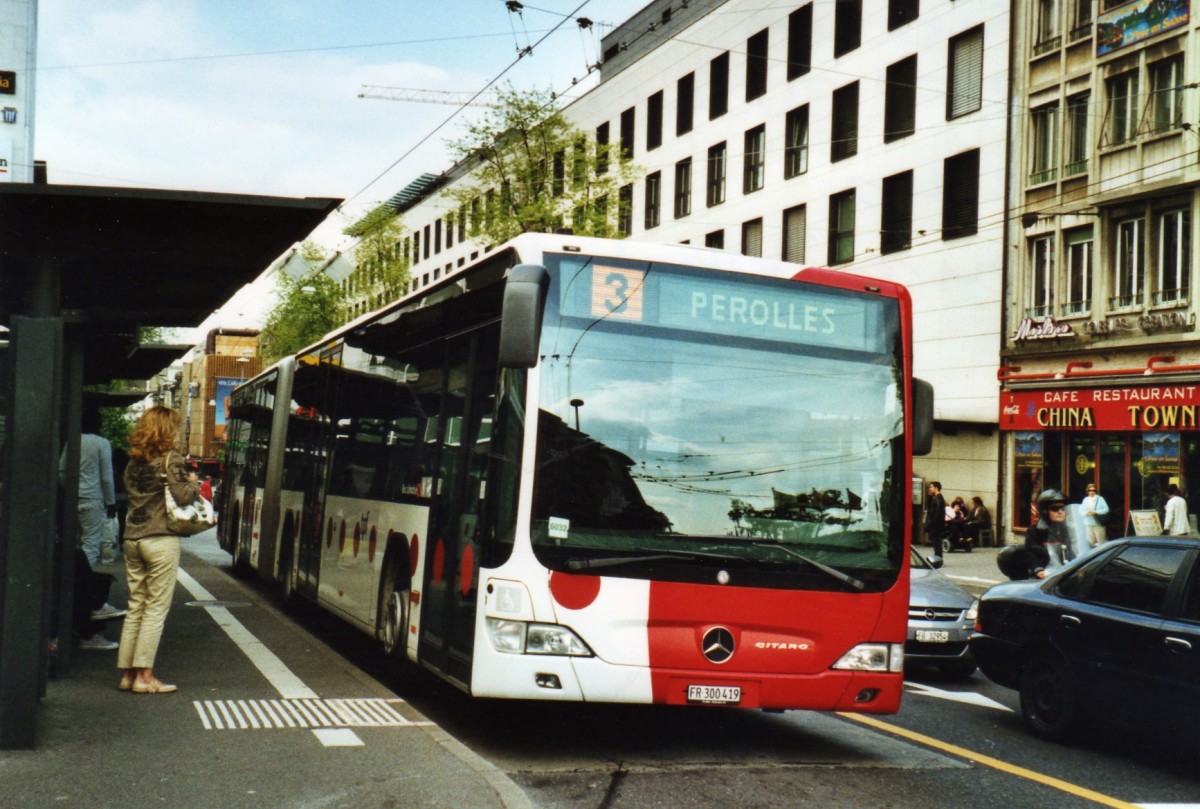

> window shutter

[
  {"left": 783, "top": 206, "right": 807, "bottom": 263},
  {"left": 742, "top": 219, "right": 763, "bottom": 257},
  {"left": 949, "top": 28, "right": 983, "bottom": 118}
]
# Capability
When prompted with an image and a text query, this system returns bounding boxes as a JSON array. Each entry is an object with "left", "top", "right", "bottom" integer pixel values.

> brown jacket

[{"left": 123, "top": 450, "right": 200, "bottom": 540}]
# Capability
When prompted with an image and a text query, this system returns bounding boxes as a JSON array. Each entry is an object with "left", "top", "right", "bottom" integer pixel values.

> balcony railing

[
  {"left": 1033, "top": 35, "right": 1062, "bottom": 57},
  {"left": 1028, "top": 167, "right": 1058, "bottom": 185},
  {"left": 1108, "top": 293, "right": 1141, "bottom": 310},
  {"left": 1025, "top": 304, "right": 1053, "bottom": 318},
  {"left": 1061, "top": 299, "right": 1091, "bottom": 316},
  {"left": 1068, "top": 23, "right": 1092, "bottom": 44},
  {"left": 1063, "top": 159, "right": 1087, "bottom": 178},
  {"left": 1153, "top": 288, "right": 1189, "bottom": 306}
]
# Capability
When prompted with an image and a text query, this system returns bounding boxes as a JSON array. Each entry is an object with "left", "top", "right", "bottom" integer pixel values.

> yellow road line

[{"left": 840, "top": 713, "right": 1141, "bottom": 809}]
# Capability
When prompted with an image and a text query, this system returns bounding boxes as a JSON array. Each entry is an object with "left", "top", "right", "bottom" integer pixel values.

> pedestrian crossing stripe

[{"left": 192, "top": 698, "right": 433, "bottom": 730}]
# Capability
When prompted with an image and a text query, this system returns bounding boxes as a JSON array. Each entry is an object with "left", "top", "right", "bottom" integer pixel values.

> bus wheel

[
  {"left": 379, "top": 564, "right": 422, "bottom": 689},
  {"left": 231, "top": 532, "right": 253, "bottom": 578}
]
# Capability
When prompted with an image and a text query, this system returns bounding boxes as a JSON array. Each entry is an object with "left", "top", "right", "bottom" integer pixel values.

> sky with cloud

[{"left": 33, "top": 0, "right": 648, "bottom": 331}]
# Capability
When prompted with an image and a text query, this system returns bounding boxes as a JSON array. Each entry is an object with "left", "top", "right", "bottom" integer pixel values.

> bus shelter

[{"left": 0, "top": 182, "right": 340, "bottom": 749}]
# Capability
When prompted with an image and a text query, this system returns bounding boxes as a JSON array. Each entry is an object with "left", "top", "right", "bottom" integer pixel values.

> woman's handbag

[{"left": 162, "top": 457, "right": 217, "bottom": 536}]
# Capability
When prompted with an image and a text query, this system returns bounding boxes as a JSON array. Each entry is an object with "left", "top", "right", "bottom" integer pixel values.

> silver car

[{"left": 907, "top": 548, "right": 979, "bottom": 678}]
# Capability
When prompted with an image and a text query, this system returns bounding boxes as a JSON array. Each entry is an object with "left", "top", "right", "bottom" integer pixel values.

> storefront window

[{"left": 1013, "top": 431, "right": 1062, "bottom": 529}]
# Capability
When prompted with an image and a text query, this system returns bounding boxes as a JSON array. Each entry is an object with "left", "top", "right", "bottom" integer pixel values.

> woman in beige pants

[{"left": 117, "top": 406, "right": 198, "bottom": 694}]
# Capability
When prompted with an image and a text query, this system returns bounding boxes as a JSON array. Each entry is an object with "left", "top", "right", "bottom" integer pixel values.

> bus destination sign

[{"left": 577, "top": 263, "right": 881, "bottom": 352}]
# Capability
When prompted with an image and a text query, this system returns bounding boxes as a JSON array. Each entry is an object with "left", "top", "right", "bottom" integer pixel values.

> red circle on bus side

[
  {"left": 369, "top": 527, "right": 379, "bottom": 564},
  {"left": 460, "top": 544, "right": 475, "bottom": 596},
  {"left": 326, "top": 517, "right": 333, "bottom": 548},
  {"left": 339, "top": 520, "right": 347, "bottom": 553},
  {"left": 353, "top": 522, "right": 361, "bottom": 557},
  {"left": 548, "top": 572, "right": 602, "bottom": 610},
  {"left": 409, "top": 534, "right": 419, "bottom": 577},
  {"left": 432, "top": 539, "right": 445, "bottom": 584}
]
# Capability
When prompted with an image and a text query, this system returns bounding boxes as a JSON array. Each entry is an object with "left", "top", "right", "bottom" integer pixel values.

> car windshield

[{"left": 529, "top": 252, "right": 908, "bottom": 592}]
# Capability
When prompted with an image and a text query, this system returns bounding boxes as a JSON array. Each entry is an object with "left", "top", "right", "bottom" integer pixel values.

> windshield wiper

[
  {"left": 751, "top": 542, "right": 865, "bottom": 591},
  {"left": 566, "top": 548, "right": 740, "bottom": 571}
]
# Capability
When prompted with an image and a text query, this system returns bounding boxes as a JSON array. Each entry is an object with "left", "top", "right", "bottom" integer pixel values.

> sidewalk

[
  {"left": 0, "top": 533, "right": 531, "bottom": 809},
  {"left": 916, "top": 542, "right": 1007, "bottom": 596}
]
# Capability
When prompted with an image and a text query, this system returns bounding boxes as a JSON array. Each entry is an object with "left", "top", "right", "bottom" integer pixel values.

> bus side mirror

[
  {"left": 912, "top": 378, "right": 934, "bottom": 456},
  {"left": 498, "top": 264, "right": 550, "bottom": 368}
]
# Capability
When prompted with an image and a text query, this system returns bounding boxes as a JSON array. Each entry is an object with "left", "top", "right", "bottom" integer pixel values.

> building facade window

[
  {"left": 1028, "top": 235, "right": 1054, "bottom": 317},
  {"left": 746, "top": 29, "right": 769, "bottom": 101},
  {"left": 552, "top": 151, "right": 565, "bottom": 196},
  {"left": 884, "top": 55, "right": 917, "bottom": 143},
  {"left": 674, "top": 158, "right": 692, "bottom": 219},
  {"left": 831, "top": 81, "right": 859, "bottom": 162},
  {"left": 644, "top": 171, "right": 662, "bottom": 230},
  {"left": 1148, "top": 57, "right": 1184, "bottom": 135},
  {"left": 1105, "top": 72, "right": 1138, "bottom": 147},
  {"left": 829, "top": 189, "right": 856, "bottom": 265},
  {"left": 880, "top": 170, "right": 913, "bottom": 255},
  {"left": 1064, "top": 227, "right": 1093, "bottom": 314},
  {"left": 1034, "top": 0, "right": 1061, "bottom": 55},
  {"left": 787, "top": 4, "right": 812, "bottom": 81},
  {"left": 888, "top": 0, "right": 918, "bottom": 31},
  {"left": 677, "top": 72, "right": 695, "bottom": 135},
  {"left": 782, "top": 204, "right": 806, "bottom": 263},
  {"left": 1111, "top": 217, "right": 1144, "bottom": 309},
  {"left": 942, "top": 149, "right": 980, "bottom": 239},
  {"left": 947, "top": 26, "right": 984, "bottom": 119},
  {"left": 1069, "top": 0, "right": 1092, "bottom": 41},
  {"left": 743, "top": 124, "right": 765, "bottom": 193},
  {"left": 709, "top": 51, "right": 730, "bottom": 119},
  {"left": 1065, "top": 92, "right": 1090, "bottom": 176},
  {"left": 1157, "top": 208, "right": 1190, "bottom": 304},
  {"left": 618, "top": 184, "right": 633, "bottom": 236},
  {"left": 647, "top": 90, "right": 664, "bottom": 151},
  {"left": 742, "top": 218, "right": 763, "bottom": 257},
  {"left": 705, "top": 229, "right": 725, "bottom": 249},
  {"left": 595, "top": 122, "right": 609, "bottom": 175},
  {"left": 784, "top": 104, "right": 809, "bottom": 179},
  {"left": 1030, "top": 102, "right": 1059, "bottom": 185},
  {"left": 706, "top": 142, "right": 727, "bottom": 207},
  {"left": 620, "top": 107, "right": 635, "bottom": 159},
  {"left": 834, "top": 0, "right": 862, "bottom": 57}
]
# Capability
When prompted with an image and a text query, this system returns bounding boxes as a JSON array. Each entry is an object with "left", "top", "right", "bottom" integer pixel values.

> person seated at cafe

[{"left": 964, "top": 496, "right": 991, "bottom": 544}]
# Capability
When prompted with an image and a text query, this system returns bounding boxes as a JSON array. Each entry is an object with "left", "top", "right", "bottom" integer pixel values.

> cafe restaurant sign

[{"left": 1001, "top": 384, "right": 1200, "bottom": 431}]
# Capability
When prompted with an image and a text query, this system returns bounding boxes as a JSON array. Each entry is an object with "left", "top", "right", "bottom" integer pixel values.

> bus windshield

[{"left": 530, "top": 252, "right": 907, "bottom": 592}]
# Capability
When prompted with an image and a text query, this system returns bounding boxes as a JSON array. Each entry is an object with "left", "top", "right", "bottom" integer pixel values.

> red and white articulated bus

[{"left": 218, "top": 233, "right": 933, "bottom": 712}]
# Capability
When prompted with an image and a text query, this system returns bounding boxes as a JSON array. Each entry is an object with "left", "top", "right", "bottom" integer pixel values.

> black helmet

[
  {"left": 997, "top": 544, "right": 1050, "bottom": 580},
  {"left": 1036, "top": 489, "right": 1067, "bottom": 507}
]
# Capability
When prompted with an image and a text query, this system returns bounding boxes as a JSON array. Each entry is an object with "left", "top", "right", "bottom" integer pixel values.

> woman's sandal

[
  {"left": 118, "top": 675, "right": 135, "bottom": 692},
  {"left": 131, "top": 678, "right": 177, "bottom": 694}
]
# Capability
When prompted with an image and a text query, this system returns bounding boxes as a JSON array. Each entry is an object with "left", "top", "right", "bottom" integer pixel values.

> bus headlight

[
  {"left": 486, "top": 618, "right": 593, "bottom": 657},
  {"left": 832, "top": 643, "right": 904, "bottom": 673}
]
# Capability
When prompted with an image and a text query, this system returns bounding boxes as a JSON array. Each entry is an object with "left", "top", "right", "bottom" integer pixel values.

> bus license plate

[
  {"left": 687, "top": 685, "right": 741, "bottom": 704},
  {"left": 916, "top": 630, "right": 949, "bottom": 643}
]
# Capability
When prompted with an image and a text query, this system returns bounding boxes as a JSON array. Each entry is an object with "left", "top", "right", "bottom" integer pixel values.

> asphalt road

[{"left": 193, "top": 538, "right": 1200, "bottom": 809}]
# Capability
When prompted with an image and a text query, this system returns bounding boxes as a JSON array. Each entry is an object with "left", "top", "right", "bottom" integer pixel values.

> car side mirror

[{"left": 927, "top": 554, "right": 944, "bottom": 569}]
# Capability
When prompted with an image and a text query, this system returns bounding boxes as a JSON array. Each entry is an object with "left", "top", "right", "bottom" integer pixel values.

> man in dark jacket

[{"left": 923, "top": 481, "right": 946, "bottom": 549}]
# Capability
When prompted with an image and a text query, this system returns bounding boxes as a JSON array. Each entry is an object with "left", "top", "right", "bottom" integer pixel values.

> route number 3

[{"left": 590, "top": 266, "right": 645, "bottom": 321}]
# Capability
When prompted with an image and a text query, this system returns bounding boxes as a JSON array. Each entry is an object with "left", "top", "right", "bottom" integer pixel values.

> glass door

[{"left": 1098, "top": 438, "right": 1127, "bottom": 540}]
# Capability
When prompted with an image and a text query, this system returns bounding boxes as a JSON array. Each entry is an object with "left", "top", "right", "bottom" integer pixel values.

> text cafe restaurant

[{"left": 1000, "top": 316, "right": 1200, "bottom": 539}]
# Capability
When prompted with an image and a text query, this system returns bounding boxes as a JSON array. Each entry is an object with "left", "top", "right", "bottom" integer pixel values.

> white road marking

[
  {"left": 175, "top": 567, "right": 388, "bottom": 746},
  {"left": 905, "top": 681, "right": 1013, "bottom": 711}
]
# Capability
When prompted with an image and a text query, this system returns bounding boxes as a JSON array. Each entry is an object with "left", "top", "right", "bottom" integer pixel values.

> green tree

[
  {"left": 344, "top": 206, "right": 410, "bottom": 305},
  {"left": 259, "top": 246, "right": 345, "bottom": 362},
  {"left": 443, "top": 86, "right": 641, "bottom": 245}
]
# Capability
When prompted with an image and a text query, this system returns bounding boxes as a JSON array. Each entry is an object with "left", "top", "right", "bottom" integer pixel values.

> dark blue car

[{"left": 970, "top": 537, "right": 1200, "bottom": 742}]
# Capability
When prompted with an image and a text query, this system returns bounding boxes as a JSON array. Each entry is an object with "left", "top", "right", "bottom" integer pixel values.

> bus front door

[{"left": 419, "top": 327, "right": 498, "bottom": 688}]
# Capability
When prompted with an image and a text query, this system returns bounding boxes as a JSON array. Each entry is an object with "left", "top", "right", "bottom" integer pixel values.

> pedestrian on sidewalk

[
  {"left": 1080, "top": 483, "right": 1110, "bottom": 547},
  {"left": 117, "top": 406, "right": 199, "bottom": 695},
  {"left": 1163, "top": 484, "right": 1189, "bottom": 536}
]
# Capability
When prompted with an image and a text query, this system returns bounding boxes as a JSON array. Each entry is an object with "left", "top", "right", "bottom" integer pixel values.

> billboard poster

[
  {"left": 1014, "top": 431, "right": 1044, "bottom": 468},
  {"left": 1097, "top": 0, "right": 1188, "bottom": 57},
  {"left": 0, "top": 137, "right": 11, "bottom": 182},
  {"left": 1141, "top": 432, "right": 1180, "bottom": 474},
  {"left": 213, "top": 377, "right": 240, "bottom": 442}
]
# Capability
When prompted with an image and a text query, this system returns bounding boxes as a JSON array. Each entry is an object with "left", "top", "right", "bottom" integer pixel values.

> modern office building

[{"left": 380, "top": 0, "right": 1012, "bottom": 536}]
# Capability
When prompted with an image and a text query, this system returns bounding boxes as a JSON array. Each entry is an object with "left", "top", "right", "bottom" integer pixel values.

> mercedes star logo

[{"left": 702, "top": 627, "right": 735, "bottom": 664}]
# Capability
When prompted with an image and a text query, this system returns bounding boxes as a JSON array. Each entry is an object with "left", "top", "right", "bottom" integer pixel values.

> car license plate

[
  {"left": 687, "top": 685, "right": 741, "bottom": 704},
  {"left": 916, "top": 630, "right": 950, "bottom": 643}
]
